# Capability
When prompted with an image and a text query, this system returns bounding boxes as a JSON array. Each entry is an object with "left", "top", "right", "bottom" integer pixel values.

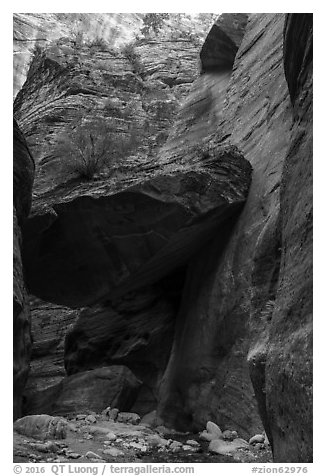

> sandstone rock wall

[
  {"left": 13, "top": 13, "right": 144, "bottom": 97},
  {"left": 13, "top": 13, "right": 312, "bottom": 463},
  {"left": 15, "top": 14, "right": 253, "bottom": 420},
  {"left": 158, "top": 13, "right": 293, "bottom": 437},
  {"left": 264, "top": 13, "right": 313, "bottom": 462},
  {"left": 25, "top": 296, "right": 80, "bottom": 393},
  {"left": 13, "top": 119, "right": 35, "bottom": 420}
]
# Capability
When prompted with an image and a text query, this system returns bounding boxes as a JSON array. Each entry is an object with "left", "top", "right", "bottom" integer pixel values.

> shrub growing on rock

[
  {"left": 122, "top": 43, "right": 143, "bottom": 75},
  {"left": 54, "top": 118, "right": 140, "bottom": 180}
]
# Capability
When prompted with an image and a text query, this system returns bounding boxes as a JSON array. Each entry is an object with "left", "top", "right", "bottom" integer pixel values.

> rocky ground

[{"left": 13, "top": 412, "right": 272, "bottom": 464}]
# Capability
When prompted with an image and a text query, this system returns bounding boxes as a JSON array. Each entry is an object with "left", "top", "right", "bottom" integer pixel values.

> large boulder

[
  {"left": 22, "top": 147, "right": 252, "bottom": 308},
  {"left": 14, "top": 414, "right": 67, "bottom": 440},
  {"left": 13, "top": 118, "right": 35, "bottom": 420},
  {"left": 24, "top": 366, "right": 141, "bottom": 416}
]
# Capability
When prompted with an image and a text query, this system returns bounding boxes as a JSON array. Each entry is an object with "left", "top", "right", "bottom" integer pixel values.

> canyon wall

[
  {"left": 158, "top": 13, "right": 293, "bottom": 437},
  {"left": 13, "top": 119, "right": 35, "bottom": 419},
  {"left": 265, "top": 13, "right": 313, "bottom": 462},
  {"left": 13, "top": 13, "right": 312, "bottom": 462}
]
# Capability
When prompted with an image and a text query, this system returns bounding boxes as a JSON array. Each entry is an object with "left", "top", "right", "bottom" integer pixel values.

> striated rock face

[
  {"left": 157, "top": 14, "right": 293, "bottom": 437},
  {"left": 64, "top": 281, "right": 180, "bottom": 415},
  {"left": 26, "top": 296, "right": 80, "bottom": 393},
  {"left": 13, "top": 119, "right": 35, "bottom": 420},
  {"left": 13, "top": 13, "right": 144, "bottom": 97},
  {"left": 264, "top": 14, "right": 312, "bottom": 462},
  {"left": 13, "top": 13, "right": 312, "bottom": 462},
  {"left": 23, "top": 366, "right": 141, "bottom": 416},
  {"left": 15, "top": 13, "right": 253, "bottom": 420}
]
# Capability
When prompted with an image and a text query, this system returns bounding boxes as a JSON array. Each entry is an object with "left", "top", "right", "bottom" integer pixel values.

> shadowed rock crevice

[{"left": 200, "top": 14, "right": 248, "bottom": 72}]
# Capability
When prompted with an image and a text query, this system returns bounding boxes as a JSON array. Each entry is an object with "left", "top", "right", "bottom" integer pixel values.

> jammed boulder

[
  {"left": 22, "top": 146, "right": 252, "bottom": 308},
  {"left": 13, "top": 118, "right": 35, "bottom": 420},
  {"left": 24, "top": 366, "right": 141, "bottom": 416}
]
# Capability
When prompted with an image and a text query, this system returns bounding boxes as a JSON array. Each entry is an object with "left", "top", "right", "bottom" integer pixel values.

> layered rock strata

[
  {"left": 15, "top": 15, "right": 252, "bottom": 419},
  {"left": 13, "top": 118, "right": 35, "bottom": 420},
  {"left": 24, "top": 366, "right": 141, "bottom": 416},
  {"left": 264, "top": 13, "right": 312, "bottom": 462},
  {"left": 157, "top": 13, "right": 293, "bottom": 437}
]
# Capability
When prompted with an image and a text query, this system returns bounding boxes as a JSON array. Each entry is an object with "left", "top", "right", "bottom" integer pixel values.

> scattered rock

[
  {"left": 233, "top": 438, "right": 249, "bottom": 448},
  {"left": 207, "top": 421, "right": 223, "bottom": 437},
  {"left": 102, "top": 447, "right": 124, "bottom": 457},
  {"left": 200, "top": 421, "right": 223, "bottom": 441},
  {"left": 117, "top": 412, "right": 141, "bottom": 425},
  {"left": 182, "top": 444, "right": 199, "bottom": 452},
  {"left": 76, "top": 414, "right": 87, "bottom": 420},
  {"left": 108, "top": 408, "right": 119, "bottom": 422},
  {"left": 186, "top": 439, "right": 200, "bottom": 447},
  {"left": 208, "top": 437, "right": 249, "bottom": 456},
  {"left": 85, "top": 415, "right": 97, "bottom": 424},
  {"left": 129, "top": 442, "right": 147, "bottom": 452},
  {"left": 146, "top": 434, "right": 165, "bottom": 448},
  {"left": 105, "top": 432, "right": 117, "bottom": 441},
  {"left": 222, "top": 430, "right": 235, "bottom": 441},
  {"left": 14, "top": 415, "right": 67, "bottom": 440},
  {"left": 85, "top": 451, "right": 102, "bottom": 459},
  {"left": 29, "top": 441, "right": 58, "bottom": 453},
  {"left": 66, "top": 452, "right": 81, "bottom": 459},
  {"left": 249, "top": 434, "right": 265, "bottom": 445},
  {"left": 256, "top": 443, "right": 265, "bottom": 450},
  {"left": 169, "top": 440, "right": 183, "bottom": 451}
]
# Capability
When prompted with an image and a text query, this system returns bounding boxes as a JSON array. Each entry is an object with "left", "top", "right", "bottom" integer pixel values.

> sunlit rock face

[
  {"left": 13, "top": 119, "right": 35, "bottom": 420},
  {"left": 13, "top": 13, "right": 144, "bottom": 97}
]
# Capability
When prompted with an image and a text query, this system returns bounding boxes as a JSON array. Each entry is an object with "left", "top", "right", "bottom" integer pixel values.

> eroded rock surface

[
  {"left": 13, "top": 12, "right": 312, "bottom": 464},
  {"left": 13, "top": 119, "right": 35, "bottom": 420},
  {"left": 15, "top": 15, "right": 253, "bottom": 422},
  {"left": 24, "top": 366, "right": 141, "bottom": 416},
  {"left": 157, "top": 14, "right": 293, "bottom": 437},
  {"left": 264, "top": 13, "right": 313, "bottom": 462},
  {"left": 64, "top": 281, "right": 181, "bottom": 415},
  {"left": 26, "top": 296, "right": 80, "bottom": 393}
]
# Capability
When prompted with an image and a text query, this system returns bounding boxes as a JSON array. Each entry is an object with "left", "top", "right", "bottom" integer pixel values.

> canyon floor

[{"left": 13, "top": 413, "right": 272, "bottom": 464}]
